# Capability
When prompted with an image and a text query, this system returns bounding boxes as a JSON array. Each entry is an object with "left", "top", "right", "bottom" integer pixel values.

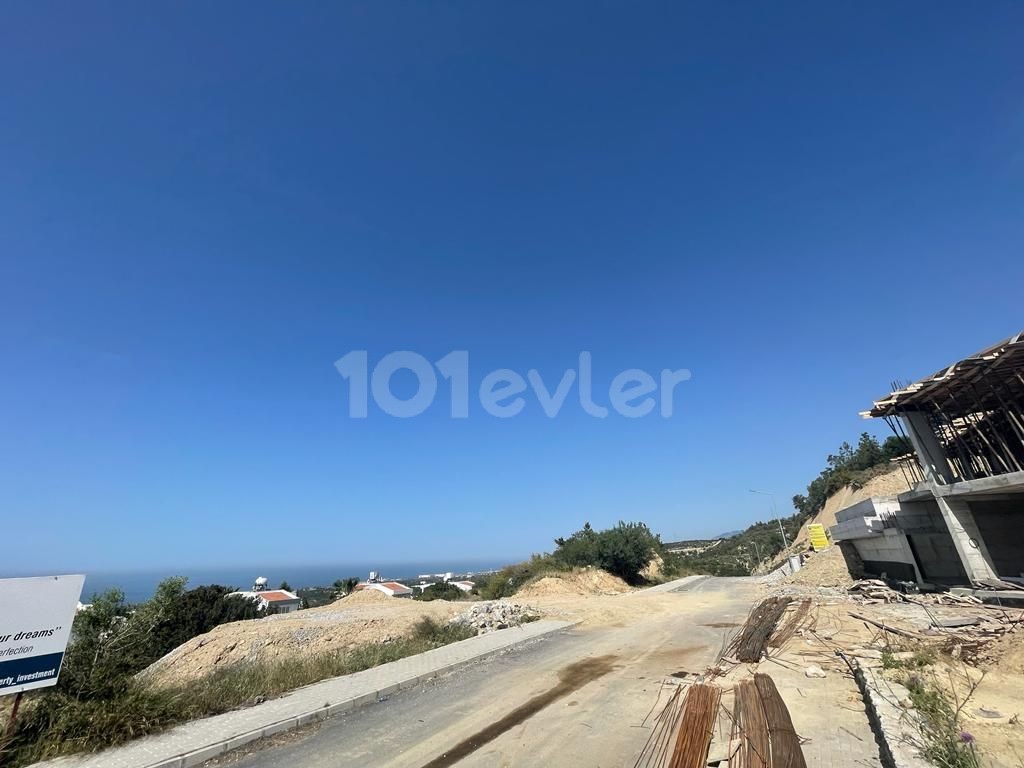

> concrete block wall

[
  {"left": 835, "top": 497, "right": 880, "bottom": 524},
  {"left": 831, "top": 516, "right": 880, "bottom": 541},
  {"left": 893, "top": 499, "right": 943, "bottom": 532},
  {"left": 853, "top": 530, "right": 915, "bottom": 564},
  {"left": 849, "top": 530, "right": 922, "bottom": 583}
]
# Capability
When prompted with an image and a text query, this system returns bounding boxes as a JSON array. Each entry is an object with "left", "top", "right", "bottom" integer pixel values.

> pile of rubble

[
  {"left": 848, "top": 579, "right": 983, "bottom": 606},
  {"left": 942, "top": 615, "right": 1023, "bottom": 665},
  {"left": 844, "top": 580, "right": 1024, "bottom": 666},
  {"left": 455, "top": 601, "right": 539, "bottom": 635}
]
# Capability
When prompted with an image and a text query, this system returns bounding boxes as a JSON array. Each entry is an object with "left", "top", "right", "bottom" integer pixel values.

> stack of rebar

[
  {"left": 729, "top": 598, "right": 792, "bottom": 663},
  {"left": 632, "top": 682, "right": 722, "bottom": 768},
  {"left": 754, "top": 674, "right": 806, "bottom": 768},
  {"left": 770, "top": 599, "right": 811, "bottom": 650},
  {"left": 633, "top": 686, "right": 687, "bottom": 768},
  {"left": 667, "top": 683, "right": 722, "bottom": 768},
  {"left": 730, "top": 679, "right": 769, "bottom": 768},
  {"left": 730, "top": 675, "right": 807, "bottom": 768}
]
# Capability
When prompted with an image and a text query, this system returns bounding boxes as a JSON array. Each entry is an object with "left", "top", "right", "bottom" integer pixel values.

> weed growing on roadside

[{"left": 903, "top": 672, "right": 981, "bottom": 768}]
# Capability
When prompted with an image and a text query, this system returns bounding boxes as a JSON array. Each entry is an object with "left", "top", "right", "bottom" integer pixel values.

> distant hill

[
  {"left": 715, "top": 530, "right": 742, "bottom": 539},
  {"left": 667, "top": 520, "right": 801, "bottom": 576}
]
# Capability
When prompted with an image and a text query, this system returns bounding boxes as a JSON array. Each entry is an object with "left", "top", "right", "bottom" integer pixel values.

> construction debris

[
  {"left": 848, "top": 579, "right": 989, "bottom": 606},
  {"left": 848, "top": 611, "right": 925, "bottom": 639},
  {"left": 456, "top": 602, "right": 538, "bottom": 634},
  {"left": 975, "top": 577, "right": 1024, "bottom": 592}
]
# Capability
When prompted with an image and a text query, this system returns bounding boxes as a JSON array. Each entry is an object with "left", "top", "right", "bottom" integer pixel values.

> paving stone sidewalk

[{"left": 32, "top": 620, "right": 574, "bottom": 768}]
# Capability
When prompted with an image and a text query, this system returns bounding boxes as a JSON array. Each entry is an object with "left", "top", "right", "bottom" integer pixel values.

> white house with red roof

[
  {"left": 229, "top": 577, "right": 302, "bottom": 613},
  {"left": 355, "top": 572, "right": 413, "bottom": 598}
]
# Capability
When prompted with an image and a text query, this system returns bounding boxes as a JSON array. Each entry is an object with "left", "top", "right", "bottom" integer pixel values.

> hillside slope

[
  {"left": 792, "top": 465, "right": 911, "bottom": 549},
  {"left": 762, "top": 465, "right": 911, "bottom": 575}
]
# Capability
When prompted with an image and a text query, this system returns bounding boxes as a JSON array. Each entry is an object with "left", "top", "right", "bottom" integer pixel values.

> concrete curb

[
  {"left": 628, "top": 574, "right": 708, "bottom": 594},
  {"left": 839, "top": 653, "right": 931, "bottom": 768},
  {"left": 33, "top": 620, "right": 576, "bottom": 768}
]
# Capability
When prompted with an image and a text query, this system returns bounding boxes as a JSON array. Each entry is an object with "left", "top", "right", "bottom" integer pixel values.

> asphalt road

[{"left": 216, "top": 577, "right": 758, "bottom": 768}]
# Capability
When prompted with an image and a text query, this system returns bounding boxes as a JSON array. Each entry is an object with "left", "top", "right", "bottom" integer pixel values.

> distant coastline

[{"left": 7, "top": 561, "right": 510, "bottom": 604}]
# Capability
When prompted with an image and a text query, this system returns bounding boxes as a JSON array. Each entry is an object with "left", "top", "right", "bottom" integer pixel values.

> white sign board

[{"left": 0, "top": 575, "right": 85, "bottom": 695}]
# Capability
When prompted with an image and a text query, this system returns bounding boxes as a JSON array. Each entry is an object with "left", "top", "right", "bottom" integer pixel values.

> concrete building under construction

[{"left": 830, "top": 332, "right": 1024, "bottom": 589}]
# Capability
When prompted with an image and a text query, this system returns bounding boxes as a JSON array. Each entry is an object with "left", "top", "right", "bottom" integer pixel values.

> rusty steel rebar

[
  {"left": 667, "top": 682, "right": 722, "bottom": 768},
  {"left": 729, "top": 598, "right": 792, "bottom": 663}
]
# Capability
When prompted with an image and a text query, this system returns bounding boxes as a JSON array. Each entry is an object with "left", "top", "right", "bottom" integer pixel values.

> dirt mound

[
  {"left": 785, "top": 546, "right": 854, "bottom": 588},
  {"left": 340, "top": 588, "right": 392, "bottom": 605},
  {"left": 641, "top": 554, "right": 664, "bottom": 581},
  {"left": 516, "top": 568, "right": 630, "bottom": 598},
  {"left": 143, "top": 595, "right": 461, "bottom": 687},
  {"left": 984, "top": 631, "right": 1024, "bottom": 677}
]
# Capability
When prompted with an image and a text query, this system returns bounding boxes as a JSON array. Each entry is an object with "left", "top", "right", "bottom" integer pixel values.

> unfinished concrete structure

[{"left": 830, "top": 332, "right": 1024, "bottom": 587}]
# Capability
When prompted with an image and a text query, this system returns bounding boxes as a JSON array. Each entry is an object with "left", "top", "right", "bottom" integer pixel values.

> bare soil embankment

[{"left": 144, "top": 568, "right": 715, "bottom": 687}]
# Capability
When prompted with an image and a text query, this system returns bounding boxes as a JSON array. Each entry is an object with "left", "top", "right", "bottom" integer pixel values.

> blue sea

[{"left": 7, "top": 560, "right": 509, "bottom": 604}]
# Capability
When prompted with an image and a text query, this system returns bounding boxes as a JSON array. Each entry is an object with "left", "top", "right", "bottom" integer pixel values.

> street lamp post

[{"left": 749, "top": 489, "right": 789, "bottom": 549}]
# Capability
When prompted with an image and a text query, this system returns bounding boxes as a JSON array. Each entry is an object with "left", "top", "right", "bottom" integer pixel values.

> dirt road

[{"left": 212, "top": 577, "right": 759, "bottom": 768}]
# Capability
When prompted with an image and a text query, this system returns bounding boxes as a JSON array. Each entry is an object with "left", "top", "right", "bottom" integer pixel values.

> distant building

[
  {"left": 450, "top": 581, "right": 475, "bottom": 592},
  {"left": 229, "top": 577, "right": 301, "bottom": 613},
  {"left": 355, "top": 580, "right": 413, "bottom": 598}
]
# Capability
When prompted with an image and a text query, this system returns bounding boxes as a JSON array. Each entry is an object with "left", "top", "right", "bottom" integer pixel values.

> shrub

[
  {"left": 58, "top": 579, "right": 267, "bottom": 703},
  {"left": 476, "top": 555, "right": 565, "bottom": 600},
  {"left": 411, "top": 616, "right": 475, "bottom": 645},
  {"left": 478, "top": 521, "right": 671, "bottom": 597},
  {"left": 414, "top": 582, "right": 466, "bottom": 602},
  {"left": 552, "top": 521, "right": 662, "bottom": 585},
  {"left": 904, "top": 674, "right": 980, "bottom": 768}
]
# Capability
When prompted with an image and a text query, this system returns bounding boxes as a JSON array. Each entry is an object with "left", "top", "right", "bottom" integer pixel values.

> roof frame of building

[{"left": 863, "top": 332, "right": 1024, "bottom": 419}]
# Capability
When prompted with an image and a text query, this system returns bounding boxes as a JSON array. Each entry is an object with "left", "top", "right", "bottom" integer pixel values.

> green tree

[
  {"left": 881, "top": 434, "right": 912, "bottom": 459},
  {"left": 552, "top": 522, "right": 599, "bottom": 567},
  {"left": 332, "top": 577, "right": 359, "bottom": 599},
  {"left": 278, "top": 580, "right": 292, "bottom": 592},
  {"left": 552, "top": 521, "right": 662, "bottom": 585}
]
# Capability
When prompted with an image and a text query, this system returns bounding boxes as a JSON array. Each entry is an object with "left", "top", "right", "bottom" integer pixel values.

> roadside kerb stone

[
  {"left": 31, "top": 619, "right": 575, "bottom": 768},
  {"left": 630, "top": 574, "right": 708, "bottom": 594},
  {"left": 841, "top": 653, "right": 931, "bottom": 768}
]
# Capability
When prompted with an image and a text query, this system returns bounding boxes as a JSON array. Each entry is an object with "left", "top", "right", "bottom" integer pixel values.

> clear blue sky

[{"left": 2, "top": 2, "right": 1022, "bottom": 573}]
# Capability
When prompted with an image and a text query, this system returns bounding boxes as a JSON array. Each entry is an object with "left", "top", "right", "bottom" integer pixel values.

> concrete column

[
  {"left": 902, "top": 412, "right": 954, "bottom": 485},
  {"left": 935, "top": 496, "right": 998, "bottom": 583}
]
